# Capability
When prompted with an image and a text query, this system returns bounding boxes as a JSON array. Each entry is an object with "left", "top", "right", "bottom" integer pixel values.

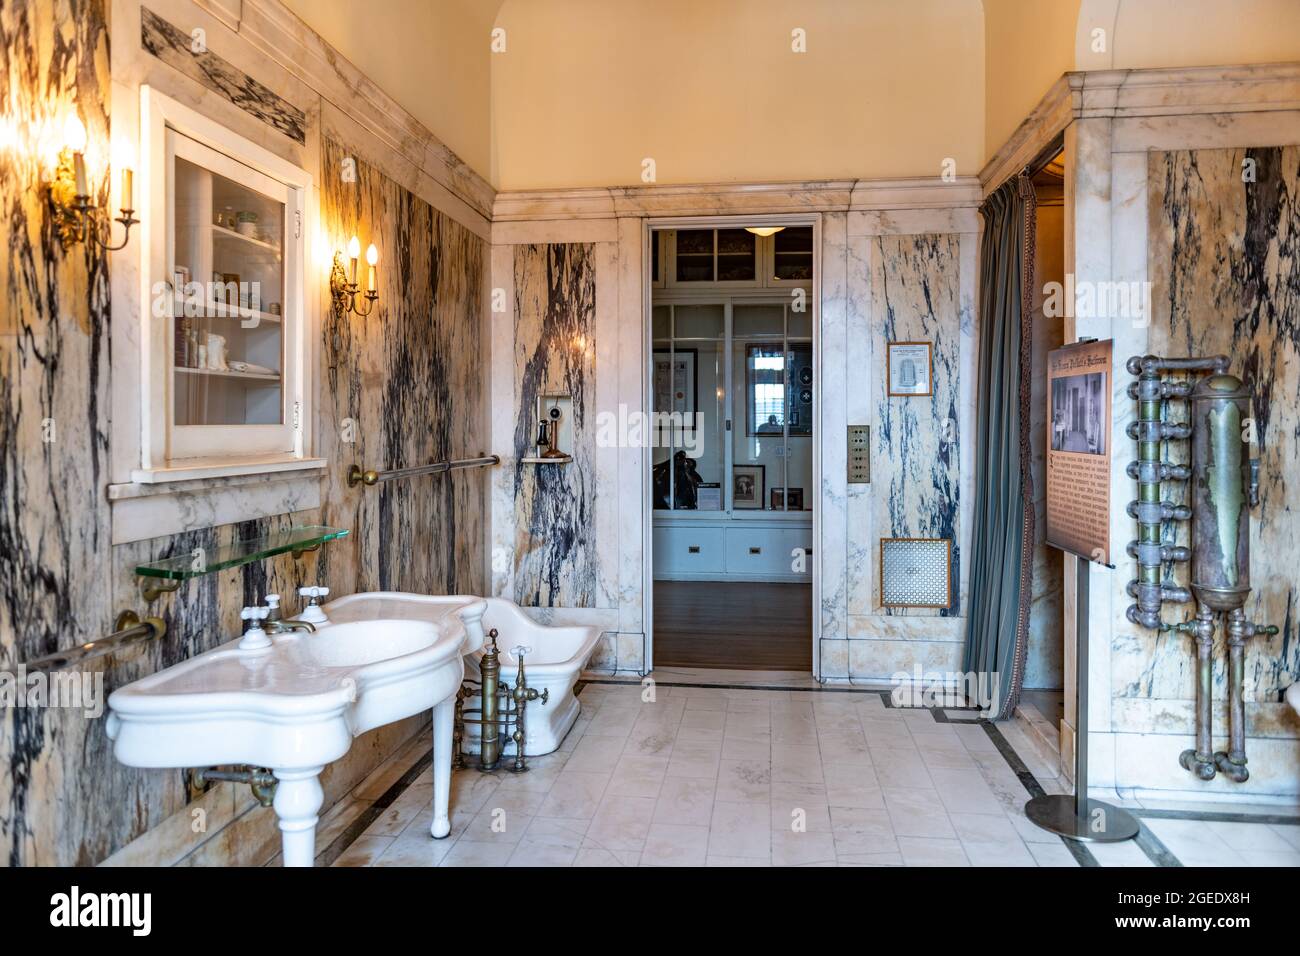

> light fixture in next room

[{"left": 744, "top": 226, "right": 785, "bottom": 237}]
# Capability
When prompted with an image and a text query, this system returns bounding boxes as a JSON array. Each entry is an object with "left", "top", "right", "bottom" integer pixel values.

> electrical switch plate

[{"left": 848, "top": 425, "right": 870, "bottom": 483}]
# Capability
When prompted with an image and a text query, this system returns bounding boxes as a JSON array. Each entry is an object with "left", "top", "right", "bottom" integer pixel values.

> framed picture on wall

[
  {"left": 887, "top": 341, "right": 933, "bottom": 397},
  {"left": 770, "top": 487, "right": 805, "bottom": 510},
  {"left": 732, "top": 464, "right": 764, "bottom": 510},
  {"left": 653, "top": 348, "right": 697, "bottom": 419}
]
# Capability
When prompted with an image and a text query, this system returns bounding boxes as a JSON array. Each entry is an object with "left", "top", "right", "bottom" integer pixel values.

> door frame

[{"left": 641, "top": 213, "right": 823, "bottom": 676}]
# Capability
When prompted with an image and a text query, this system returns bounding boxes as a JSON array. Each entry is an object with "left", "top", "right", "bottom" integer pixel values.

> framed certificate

[{"left": 887, "top": 341, "right": 933, "bottom": 397}]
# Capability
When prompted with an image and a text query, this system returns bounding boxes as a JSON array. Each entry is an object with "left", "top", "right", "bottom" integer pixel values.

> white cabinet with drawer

[
  {"left": 653, "top": 525, "right": 727, "bottom": 577},
  {"left": 654, "top": 519, "right": 811, "bottom": 582}
]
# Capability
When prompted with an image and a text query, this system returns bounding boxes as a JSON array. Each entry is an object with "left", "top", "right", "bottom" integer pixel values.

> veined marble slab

[
  {"left": 866, "top": 234, "right": 964, "bottom": 617},
  {"left": 511, "top": 244, "right": 600, "bottom": 609},
  {"left": 1134, "top": 146, "right": 1300, "bottom": 706}
]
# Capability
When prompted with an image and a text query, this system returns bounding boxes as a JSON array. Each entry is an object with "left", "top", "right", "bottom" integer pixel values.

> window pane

[
  {"left": 653, "top": 326, "right": 724, "bottom": 512},
  {"left": 733, "top": 303, "right": 784, "bottom": 337},
  {"left": 675, "top": 228, "right": 713, "bottom": 282},
  {"left": 673, "top": 303, "right": 723, "bottom": 339},
  {"left": 652, "top": 304, "right": 671, "bottom": 342},
  {"left": 773, "top": 225, "right": 813, "bottom": 281},
  {"left": 716, "top": 228, "right": 756, "bottom": 281},
  {"left": 746, "top": 344, "right": 786, "bottom": 435}
]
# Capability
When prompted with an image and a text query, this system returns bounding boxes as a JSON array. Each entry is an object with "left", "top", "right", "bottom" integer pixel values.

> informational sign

[{"left": 1045, "top": 338, "right": 1112, "bottom": 565}]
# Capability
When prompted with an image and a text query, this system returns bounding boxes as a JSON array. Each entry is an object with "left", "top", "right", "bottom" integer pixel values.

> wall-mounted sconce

[
  {"left": 47, "top": 115, "right": 137, "bottom": 252},
  {"left": 330, "top": 234, "right": 379, "bottom": 316}
]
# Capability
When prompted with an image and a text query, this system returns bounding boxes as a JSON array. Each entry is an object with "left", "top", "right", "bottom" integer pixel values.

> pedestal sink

[{"left": 106, "top": 598, "right": 487, "bottom": 866}]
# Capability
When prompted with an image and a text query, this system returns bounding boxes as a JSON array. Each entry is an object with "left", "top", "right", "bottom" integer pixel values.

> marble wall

[
  {"left": 1135, "top": 145, "right": 1299, "bottom": 706},
  {"left": 510, "top": 244, "right": 599, "bottom": 608},
  {"left": 833, "top": 217, "right": 979, "bottom": 681},
  {"left": 318, "top": 137, "right": 486, "bottom": 601},
  {"left": 0, "top": 0, "right": 488, "bottom": 866}
]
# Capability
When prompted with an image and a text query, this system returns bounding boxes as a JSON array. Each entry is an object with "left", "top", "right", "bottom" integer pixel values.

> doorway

[
  {"left": 1024, "top": 148, "right": 1067, "bottom": 735},
  {"left": 644, "top": 219, "right": 817, "bottom": 673}
]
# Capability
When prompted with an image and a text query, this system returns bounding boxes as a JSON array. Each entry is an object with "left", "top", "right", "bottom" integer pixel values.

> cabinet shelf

[
  {"left": 189, "top": 301, "right": 283, "bottom": 325},
  {"left": 212, "top": 222, "right": 282, "bottom": 258},
  {"left": 136, "top": 525, "right": 349, "bottom": 581},
  {"left": 175, "top": 365, "right": 281, "bottom": 383}
]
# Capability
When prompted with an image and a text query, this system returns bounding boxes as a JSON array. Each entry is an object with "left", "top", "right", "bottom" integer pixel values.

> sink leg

[
  {"left": 431, "top": 697, "right": 454, "bottom": 839},
  {"left": 273, "top": 766, "right": 325, "bottom": 867}
]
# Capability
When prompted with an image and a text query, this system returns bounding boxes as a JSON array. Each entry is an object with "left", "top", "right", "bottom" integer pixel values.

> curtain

[{"left": 963, "top": 176, "right": 1037, "bottom": 720}]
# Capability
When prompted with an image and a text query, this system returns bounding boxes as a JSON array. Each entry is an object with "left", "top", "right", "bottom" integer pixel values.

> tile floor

[{"left": 323, "top": 679, "right": 1300, "bottom": 867}]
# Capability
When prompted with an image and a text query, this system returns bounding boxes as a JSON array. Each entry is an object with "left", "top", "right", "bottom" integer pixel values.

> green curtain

[{"left": 963, "top": 176, "right": 1037, "bottom": 720}]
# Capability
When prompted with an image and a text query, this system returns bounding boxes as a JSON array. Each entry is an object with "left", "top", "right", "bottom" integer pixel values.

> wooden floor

[{"left": 652, "top": 581, "right": 812, "bottom": 671}]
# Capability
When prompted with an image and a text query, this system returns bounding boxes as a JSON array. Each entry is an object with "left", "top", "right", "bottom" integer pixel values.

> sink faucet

[{"left": 263, "top": 594, "right": 317, "bottom": 635}]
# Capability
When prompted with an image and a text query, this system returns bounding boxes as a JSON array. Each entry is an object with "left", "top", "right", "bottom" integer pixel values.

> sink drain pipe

[{"left": 191, "top": 766, "right": 278, "bottom": 807}]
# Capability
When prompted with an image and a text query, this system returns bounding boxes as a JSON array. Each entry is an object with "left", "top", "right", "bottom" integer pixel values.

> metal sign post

[{"left": 1024, "top": 555, "right": 1140, "bottom": 842}]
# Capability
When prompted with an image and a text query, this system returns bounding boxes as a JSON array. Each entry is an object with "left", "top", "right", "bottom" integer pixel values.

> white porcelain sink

[{"left": 107, "top": 598, "right": 487, "bottom": 866}]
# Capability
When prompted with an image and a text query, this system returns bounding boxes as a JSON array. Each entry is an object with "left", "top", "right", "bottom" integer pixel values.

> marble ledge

[
  {"left": 109, "top": 467, "right": 324, "bottom": 544},
  {"left": 1073, "top": 62, "right": 1300, "bottom": 118},
  {"left": 980, "top": 62, "right": 1300, "bottom": 195},
  {"left": 492, "top": 177, "right": 983, "bottom": 223},
  {"left": 847, "top": 207, "right": 980, "bottom": 237}
]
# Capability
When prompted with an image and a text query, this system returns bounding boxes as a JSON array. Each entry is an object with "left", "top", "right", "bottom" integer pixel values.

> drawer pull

[
  {"left": 749, "top": 546, "right": 762, "bottom": 555},
  {"left": 687, "top": 545, "right": 701, "bottom": 554}
]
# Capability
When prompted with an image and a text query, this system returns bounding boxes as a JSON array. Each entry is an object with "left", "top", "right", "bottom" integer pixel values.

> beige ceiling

[{"left": 283, "top": 0, "right": 1300, "bottom": 192}]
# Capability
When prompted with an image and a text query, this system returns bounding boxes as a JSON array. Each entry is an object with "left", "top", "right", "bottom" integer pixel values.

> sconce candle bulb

[
  {"left": 347, "top": 235, "right": 360, "bottom": 285},
  {"left": 47, "top": 113, "right": 136, "bottom": 251},
  {"left": 332, "top": 237, "right": 380, "bottom": 317}
]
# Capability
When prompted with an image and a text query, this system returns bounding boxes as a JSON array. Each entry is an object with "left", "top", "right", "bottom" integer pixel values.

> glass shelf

[{"left": 135, "top": 525, "right": 349, "bottom": 580}]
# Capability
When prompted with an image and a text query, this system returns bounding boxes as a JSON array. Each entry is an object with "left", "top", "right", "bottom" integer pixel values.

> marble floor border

[
  {"left": 315, "top": 679, "right": 1300, "bottom": 868},
  {"left": 1132, "top": 824, "right": 1183, "bottom": 868}
]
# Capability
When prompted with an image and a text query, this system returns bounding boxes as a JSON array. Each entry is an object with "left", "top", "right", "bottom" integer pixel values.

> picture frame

[
  {"left": 653, "top": 348, "right": 697, "bottom": 419},
  {"left": 770, "top": 487, "right": 804, "bottom": 511},
  {"left": 887, "top": 341, "right": 933, "bottom": 397},
  {"left": 732, "top": 464, "right": 765, "bottom": 510}
]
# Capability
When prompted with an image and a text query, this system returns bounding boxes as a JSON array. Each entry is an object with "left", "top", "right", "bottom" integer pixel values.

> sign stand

[{"left": 1024, "top": 556, "right": 1140, "bottom": 842}]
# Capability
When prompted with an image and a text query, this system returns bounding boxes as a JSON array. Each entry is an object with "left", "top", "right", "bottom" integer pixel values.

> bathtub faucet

[{"left": 452, "top": 629, "right": 549, "bottom": 774}]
